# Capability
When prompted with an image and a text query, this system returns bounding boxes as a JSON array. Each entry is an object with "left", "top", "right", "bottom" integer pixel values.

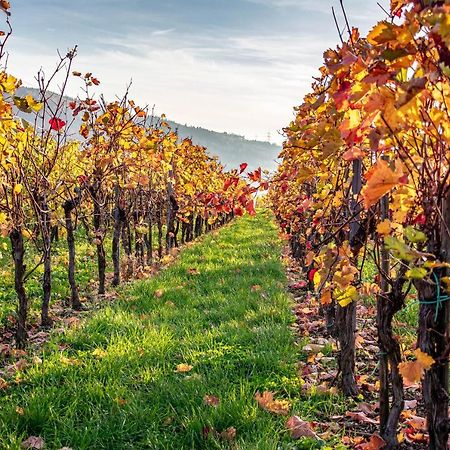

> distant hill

[{"left": 15, "top": 87, "right": 281, "bottom": 172}]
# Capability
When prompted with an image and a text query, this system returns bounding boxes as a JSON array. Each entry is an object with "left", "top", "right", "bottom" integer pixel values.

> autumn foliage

[
  {"left": 270, "top": 0, "right": 450, "bottom": 448},
  {"left": 0, "top": 3, "right": 262, "bottom": 352}
]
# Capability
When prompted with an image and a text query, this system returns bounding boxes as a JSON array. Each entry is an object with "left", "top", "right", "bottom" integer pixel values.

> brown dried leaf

[
  {"left": 14, "top": 359, "right": 29, "bottom": 371},
  {"left": 219, "top": 427, "right": 236, "bottom": 441},
  {"left": 286, "top": 416, "right": 319, "bottom": 440},
  {"left": 21, "top": 436, "right": 45, "bottom": 449},
  {"left": 203, "top": 395, "right": 220, "bottom": 407},
  {"left": 345, "top": 411, "right": 378, "bottom": 425}
]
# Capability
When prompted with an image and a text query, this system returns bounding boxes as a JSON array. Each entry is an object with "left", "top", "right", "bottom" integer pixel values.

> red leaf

[
  {"left": 239, "top": 163, "right": 248, "bottom": 174},
  {"left": 245, "top": 201, "right": 256, "bottom": 216},
  {"left": 49, "top": 117, "right": 66, "bottom": 131},
  {"left": 308, "top": 269, "right": 317, "bottom": 282},
  {"left": 223, "top": 179, "right": 232, "bottom": 191},
  {"left": 91, "top": 77, "right": 100, "bottom": 85},
  {"left": 249, "top": 167, "right": 262, "bottom": 182}
]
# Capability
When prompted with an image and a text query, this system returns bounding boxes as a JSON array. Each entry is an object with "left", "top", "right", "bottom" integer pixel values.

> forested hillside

[{"left": 16, "top": 87, "right": 280, "bottom": 172}]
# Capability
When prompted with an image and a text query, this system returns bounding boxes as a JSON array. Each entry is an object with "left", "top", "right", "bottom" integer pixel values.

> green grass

[
  {"left": 0, "top": 228, "right": 102, "bottom": 324},
  {"left": 0, "top": 211, "right": 348, "bottom": 449},
  {"left": 0, "top": 225, "right": 167, "bottom": 325}
]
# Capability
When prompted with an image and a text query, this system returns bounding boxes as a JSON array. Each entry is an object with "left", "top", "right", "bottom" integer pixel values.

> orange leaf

[
  {"left": 343, "top": 147, "right": 364, "bottom": 161},
  {"left": 398, "top": 349, "right": 434, "bottom": 384},
  {"left": 175, "top": 363, "right": 193, "bottom": 373},
  {"left": 255, "top": 391, "right": 290, "bottom": 415},
  {"left": 362, "top": 160, "right": 402, "bottom": 209},
  {"left": 355, "top": 433, "right": 386, "bottom": 450}
]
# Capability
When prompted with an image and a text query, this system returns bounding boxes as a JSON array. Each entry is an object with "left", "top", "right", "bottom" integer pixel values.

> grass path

[{"left": 0, "top": 212, "right": 337, "bottom": 449}]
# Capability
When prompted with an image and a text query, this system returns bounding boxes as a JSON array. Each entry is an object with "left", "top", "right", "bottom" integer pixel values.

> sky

[{"left": 5, "top": 0, "right": 389, "bottom": 144}]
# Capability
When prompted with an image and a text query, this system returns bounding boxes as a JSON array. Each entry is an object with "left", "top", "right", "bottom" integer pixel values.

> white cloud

[{"left": 6, "top": 0, "right": 389, "bottom": 145}]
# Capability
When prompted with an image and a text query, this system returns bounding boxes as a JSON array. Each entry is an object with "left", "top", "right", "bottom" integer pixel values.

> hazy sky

[{"left": 6, "top": 0, "right": 389, "bottom": 143}]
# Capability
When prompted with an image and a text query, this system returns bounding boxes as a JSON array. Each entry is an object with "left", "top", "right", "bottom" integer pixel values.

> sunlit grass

[{"left": 0, "top": 212, "right": 348, "bottom": 449}]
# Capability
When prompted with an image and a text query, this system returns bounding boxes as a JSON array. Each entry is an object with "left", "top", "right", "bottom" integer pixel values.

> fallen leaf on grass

[
  {"left": 60, "top": 356, "right": 81, "bottom": 366},
  {"left": 289, "top": 281, "right": 307, "bottom": 289},
  {"left": 404, "top": 430, "right": 428, "bottom": 445},
  {"left": 21, "top": 436, "right": 45, "bottom": 449},
  {"left": 187, "top": 268, "right": 200, "bottom": 275},
  {"left": 175, "top": 363, "right": 193, "bottom": 373},
  {"left": 220, "top": 427, "right": 236, "bottom": 441},
  {"left": 15, "top": 406, "right": 25, "bottom": 415},
  {"left": 345, "top": 411, "right": 378, "bottom": 425},
  {"left": 14, "top": 359, "right": 29, "bottom": 371},
  {"left": 11, "top": 349, "right": 27, "bottom": 358},
  {"left": 286, "top": 416, "right": 319, "bottom": 440},
  {"left": 154, "top": 289, "right": 164, "bottom": 298},
  {"left": 202, "top": 426, "right": 236, "bottom": 442},
  {"left": 251, "top": 285, "right": 262, "bottom": 292},
  {"left": 204, "top": 395, "right": 220, "bottom": 407},
  {"left": 92, "top": 348, "right": 107, "bottom": 358},
  {"left": 404, "top": 399, "right": 418, "bottom": 410},
  {"left": 302, "top": 343, "right": 325, "bottom": 353},
  {"left": 63, "top": 317, "right": 80, "bottom": 328},
  {"left": 355, "top": 433, "right": 386, "bottom": 449},
  {"left": 255, "top": 391, "right": 290, "bottom": 415},
  {"left": 402, "top": 411, "right": 426, "bottom": 430}
]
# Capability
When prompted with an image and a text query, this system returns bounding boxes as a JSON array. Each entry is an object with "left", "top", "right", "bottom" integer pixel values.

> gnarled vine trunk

[
  {"left": 10, "top": 228, "right": 28, "bottom": 348},
  {"left": 63, "top": 192, "right": 82, "bottom": 310}
]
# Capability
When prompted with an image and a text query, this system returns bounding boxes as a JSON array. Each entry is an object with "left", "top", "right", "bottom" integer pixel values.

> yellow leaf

[
  {"left": 92, "top": 348, "right": 107, "bottom": 358},
  {"left": 377, "top": 220, "right": 391, "bottom": 235},
  {"left": 13, "top": 184, "right": 22, "bottom": 195},
  {"left": 367, "top": 21, "right": 396, "bottom": 45},
  {"left": 335, "top": 285, "right": 358, "bottom": 307},
  {"left": 25, "top": 94, "right": 42, "bottom": 112},
  {"left": 405, "top": 267, "right": 427, "bottom": 280},
  {"left": 0, "top": 74, "right": 18, "bottom": 94},
  {"left": 22, "top": 229, "right": 32, "bottom": 239},
  {"left": 313, "top": 270, "right": 321, "bottom": 287}
]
